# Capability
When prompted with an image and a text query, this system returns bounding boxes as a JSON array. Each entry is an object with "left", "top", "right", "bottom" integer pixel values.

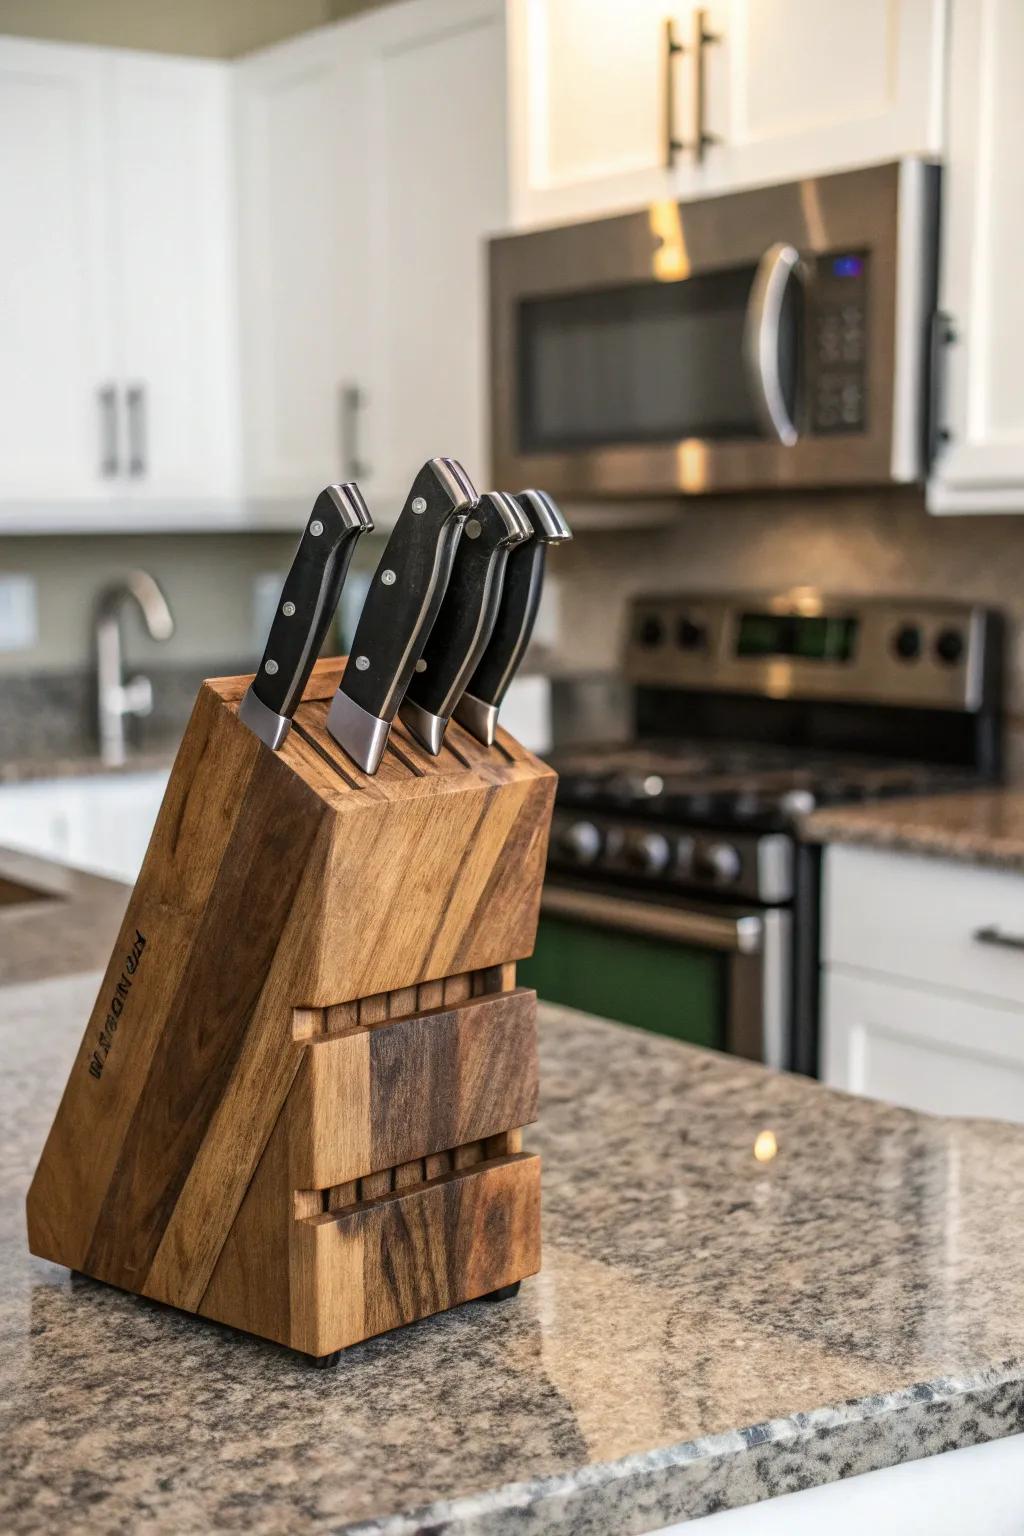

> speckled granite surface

[
  {"left": 4, "top": 944, "right": 1024, "bottom": 1533},
  {"left": 0, "top": 848, "right": 128, "bottom": 987},
  {"left": 804, "top": 787, "right": 1024, "bottom": 872},
  {"left": 0, "top": 747, "right": 177, "bottom": 786}
]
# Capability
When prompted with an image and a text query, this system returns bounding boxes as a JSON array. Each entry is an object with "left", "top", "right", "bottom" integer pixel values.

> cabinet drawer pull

[
  {"left": 97, "top": 384, "right": 119, "bottom": 477},
  {"left": 126, "top": 383, "right": 146, "bottom": 477},
  {"left": 973, "top": 924, "right": 1024, "bottom": 953}
]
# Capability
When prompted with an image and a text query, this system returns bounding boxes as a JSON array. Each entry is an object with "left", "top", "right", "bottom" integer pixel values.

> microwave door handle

[{"left": 743, "top": 243, "right": 802, "bottom": 446}]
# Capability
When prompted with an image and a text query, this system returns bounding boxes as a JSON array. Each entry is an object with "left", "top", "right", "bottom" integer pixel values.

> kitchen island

[
  {"left": 3, "top": 855, "right": 1024, "bottom": 1533},
  {"left": 804, "top": 785, "right": 1024, "bottom": 871}
]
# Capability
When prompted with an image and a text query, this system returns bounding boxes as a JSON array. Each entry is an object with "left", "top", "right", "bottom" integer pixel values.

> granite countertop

[
  {"left": 804, "top": 786, "right": 1024, "bottom": 872},
  {"left": 5, "top": 871, "right": 1024, "bottom": 1532},
  {"left": 0, "top": 846, "right": 129, "bottom": 986}
]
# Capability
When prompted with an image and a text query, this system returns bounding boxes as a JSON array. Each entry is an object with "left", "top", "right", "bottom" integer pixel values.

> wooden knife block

[{"left": 26, "top": 657, "right": 556, "bottom": 1361}]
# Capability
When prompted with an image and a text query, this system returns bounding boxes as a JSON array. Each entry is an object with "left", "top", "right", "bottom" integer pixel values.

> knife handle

[
  {"left": 341, "top": 457, "right": 478, "bottom": 723},
  {"left": 404, "top": 492, "right": 531, "bottom": 721},
  {"left": 466, "top": 490, "right": 573, "bottom": 709},
  {"left": 252, "top": 484, "right": 373, "bottom": 720}
]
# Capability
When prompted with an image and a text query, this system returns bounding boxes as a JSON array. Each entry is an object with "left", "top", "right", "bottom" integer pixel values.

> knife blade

[
  {"left": 453, "top": 489, "right": 572, "bottom": 746},
  {"left": 239, "top": 483, "right": 373, "bottom": 750},
  {"left": 326, "top": 456, "right": 478, "bottom": 772},
  {"left": 398, "top": 491, "right": 533, "bottom": 754}
]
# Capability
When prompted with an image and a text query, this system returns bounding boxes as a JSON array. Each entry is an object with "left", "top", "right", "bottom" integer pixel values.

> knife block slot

[
  {"left": 27, "top": 656, "right": 555, "bottom": 1360},
  {"left": 299, "top": 1132, "right": 528, "bottom": 1217}
]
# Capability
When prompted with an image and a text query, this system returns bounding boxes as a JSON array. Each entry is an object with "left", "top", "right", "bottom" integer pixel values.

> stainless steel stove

[{"left": 519, "top": 592, "right": 1002, "bottom": 1075}]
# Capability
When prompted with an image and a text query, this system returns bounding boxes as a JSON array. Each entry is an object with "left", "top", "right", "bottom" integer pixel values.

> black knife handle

[
  {"left": 252, "top": 484, "right": 372, "bottom": 719},
  {"left": 404, "top": 492, "right": 531, "bottom": 720},
  {"left": 342, "top": 457, "right": 478, "bottom": 722},
  {"left": 466, "top": 489, "right": 572, "bottom": 707}
]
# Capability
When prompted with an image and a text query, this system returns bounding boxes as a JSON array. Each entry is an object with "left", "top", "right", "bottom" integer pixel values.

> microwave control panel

[{"left": 808, "top": 253, "right": 867, "bottom": 434}]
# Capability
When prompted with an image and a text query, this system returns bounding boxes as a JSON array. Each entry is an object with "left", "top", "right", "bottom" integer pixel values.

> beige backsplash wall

[{"left": 556, "top": 488, "right": 1024, "bottom": 770}]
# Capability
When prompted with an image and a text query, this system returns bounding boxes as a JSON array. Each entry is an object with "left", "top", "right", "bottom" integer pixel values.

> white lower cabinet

[
  {"left": 0, "top": 771, "right": 169, "bottom": 885},
  {"left": 823, "top": 966, "right": 1024, "bottom": 1122},
  {"left": 821, "top": 843, "right": 1024, "bottom": 1122}
]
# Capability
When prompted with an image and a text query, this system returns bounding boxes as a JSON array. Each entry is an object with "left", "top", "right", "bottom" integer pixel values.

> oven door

[
  {"left": 490, "top": 160, "right": 937, "bottom": 497},
  {"left": 519, "top": 883, "right": 790, "bottom": 1069}
]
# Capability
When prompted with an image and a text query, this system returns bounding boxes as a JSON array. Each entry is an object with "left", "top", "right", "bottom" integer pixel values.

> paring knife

[
  {"left": 326, "top": 456, "right": 478, "bottom": 773},
  {"left": 239, "top": 483, "right": 373, "bottom": 750},
  {"left": 399, "top": 491, "right": 533, "bottom": 754},
  {"left": 453, "top": 489, "right": 572, "bottom": 746}
]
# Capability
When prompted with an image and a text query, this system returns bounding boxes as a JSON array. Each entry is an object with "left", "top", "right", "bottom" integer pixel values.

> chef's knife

[
  {"left": 239, "top": 483, "right": 373, "bottom": 750},
  {"left": 453, "top": 489, "right": 572, "bottom": 746},
  {"left": 398, "top": 491, "right": 533, "bottom": 753},
  {"left": 326, "top": 456, "right": 477, "bottom": 772}
]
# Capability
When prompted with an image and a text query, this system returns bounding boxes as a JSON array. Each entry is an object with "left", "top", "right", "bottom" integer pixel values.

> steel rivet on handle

[
  {"left": 411, "top": 497, "right": 427, "bottom": 514},
  {"left": 415, "top": 659, "right": 427, "bottom": 672},
  {"left": 381, "top": 569, "right": 396, "bottom": 586},
  {"left": 310, "top": 520, "right": 324, "bottom": 537},
  {"left": 355, "top": 655, "right": 370, "bottom": 671},
  {"left": 282, "top": 601, "right": 296, "bottom": 617},
  {"left": 265, "top": 659, "right": 279, "bottom": 675},
  {"left": 465, "top": 519, "right": 481, "bottom": 539}
]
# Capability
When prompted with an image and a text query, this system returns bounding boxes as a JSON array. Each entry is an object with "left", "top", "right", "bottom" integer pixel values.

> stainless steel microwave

[{"left": 489, "top": 161, "right": 939, "bottom": 498}]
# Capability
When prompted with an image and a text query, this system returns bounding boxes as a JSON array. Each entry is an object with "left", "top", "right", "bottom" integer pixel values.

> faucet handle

[{"left": 121, "top": 675, "right": 154, "bottom": 718}]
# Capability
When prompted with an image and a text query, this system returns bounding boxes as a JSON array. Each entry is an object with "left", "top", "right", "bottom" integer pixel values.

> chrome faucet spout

[{"left": 96, "top": 572, "right": 175, "bottom": 767}]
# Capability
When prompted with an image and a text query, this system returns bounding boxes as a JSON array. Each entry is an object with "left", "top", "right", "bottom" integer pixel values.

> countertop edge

[
  {"left": 801, "top": 795, "right": 1024, "bottom": 875},
  {"left": 357, "top": 1362, "right": 1024, "bottom": 1534}
]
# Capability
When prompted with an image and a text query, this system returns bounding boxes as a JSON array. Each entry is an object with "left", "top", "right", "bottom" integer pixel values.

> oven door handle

[
  {"left": 743, "top": 242, "right": 802, "bottom": 447},
  {"left": 541, "top": 886, "right": 763, "bottom": 954}
]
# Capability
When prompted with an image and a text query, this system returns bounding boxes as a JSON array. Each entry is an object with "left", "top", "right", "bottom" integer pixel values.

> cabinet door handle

[
  {"left": 663, "top": 9, "right": 720, "bottom": 168},
  {"left": 927, "top": 309, "right": 956, "bottom": 468},
  {"left": 97, "top": 384, "right": 119, "bottom": 477},
  {"left": 340, "top": 383, "right": 370, "bottom": 479},
  {"left": 973, "top": 924, "right": 1024, "bottom": 953},
  {"left": 125, "top": 383, "right": 146, "bottom": 477}
]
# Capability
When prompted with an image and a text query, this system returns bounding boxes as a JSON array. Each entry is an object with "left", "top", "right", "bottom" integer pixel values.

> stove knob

[
  {"left": 780, "top": 788, "right": 817, "bottom": 818},
  {"left": 625, "top": 830, "right": 672, "bottom": 875},
  {"left": 698, "top": 841, "right": 742, "bottom": 884},
  {"left": 560, "top": 819, "right": 602, "bottom": 865}
]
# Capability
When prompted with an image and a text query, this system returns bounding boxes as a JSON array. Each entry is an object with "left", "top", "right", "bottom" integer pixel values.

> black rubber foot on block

[
  {"left": 311, "top": 1350, "right": 343, "bottom": 1369},
  {"left": 480, "top": 1281, "right": 521, "bottom": 1303}
]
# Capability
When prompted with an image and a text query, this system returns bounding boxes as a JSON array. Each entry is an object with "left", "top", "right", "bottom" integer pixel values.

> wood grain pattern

[
  {"left": 28, "top": 655, "right": 552, "bottom": 1355},
  {"left": 302, "top": 1153, "right": 541, "bottom": 1355},
  {"left": 293, "top": 987, "right": 538, "bottom": 1188}
]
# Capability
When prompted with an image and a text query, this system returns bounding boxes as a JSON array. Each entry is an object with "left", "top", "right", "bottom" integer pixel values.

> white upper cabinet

[
  {"left": 928, "top": 0, "right": 1024, "bottom": 513},
  {"left": 508, "top": 0, "right": 946, "bottom": 229},
  {"left": 0, "top": 39, "right": 237, "bottom": 506},
  {"left": 110, "top": 55, "right": 238, "bottom": 499},
  {"left": 0, "top": 41, "right": 112, "bottom": 500},
  {"left": 355, "top": 0, "right": 507, "bottom": 512},
  {"left": 234, "top": 0, "right": 506, "bottom": 513},
  {"left": 233, "top": 28, "right": 363, "bottom": 499}
]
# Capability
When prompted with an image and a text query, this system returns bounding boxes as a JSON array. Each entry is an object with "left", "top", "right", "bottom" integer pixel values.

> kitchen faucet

[{"left": 95, "top": 571, "right": 175, "bottom": 767}]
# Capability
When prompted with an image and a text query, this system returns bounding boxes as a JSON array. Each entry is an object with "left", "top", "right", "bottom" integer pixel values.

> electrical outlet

[{"left": 0, "top": 575, "right": 38, "bottom": 651}]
